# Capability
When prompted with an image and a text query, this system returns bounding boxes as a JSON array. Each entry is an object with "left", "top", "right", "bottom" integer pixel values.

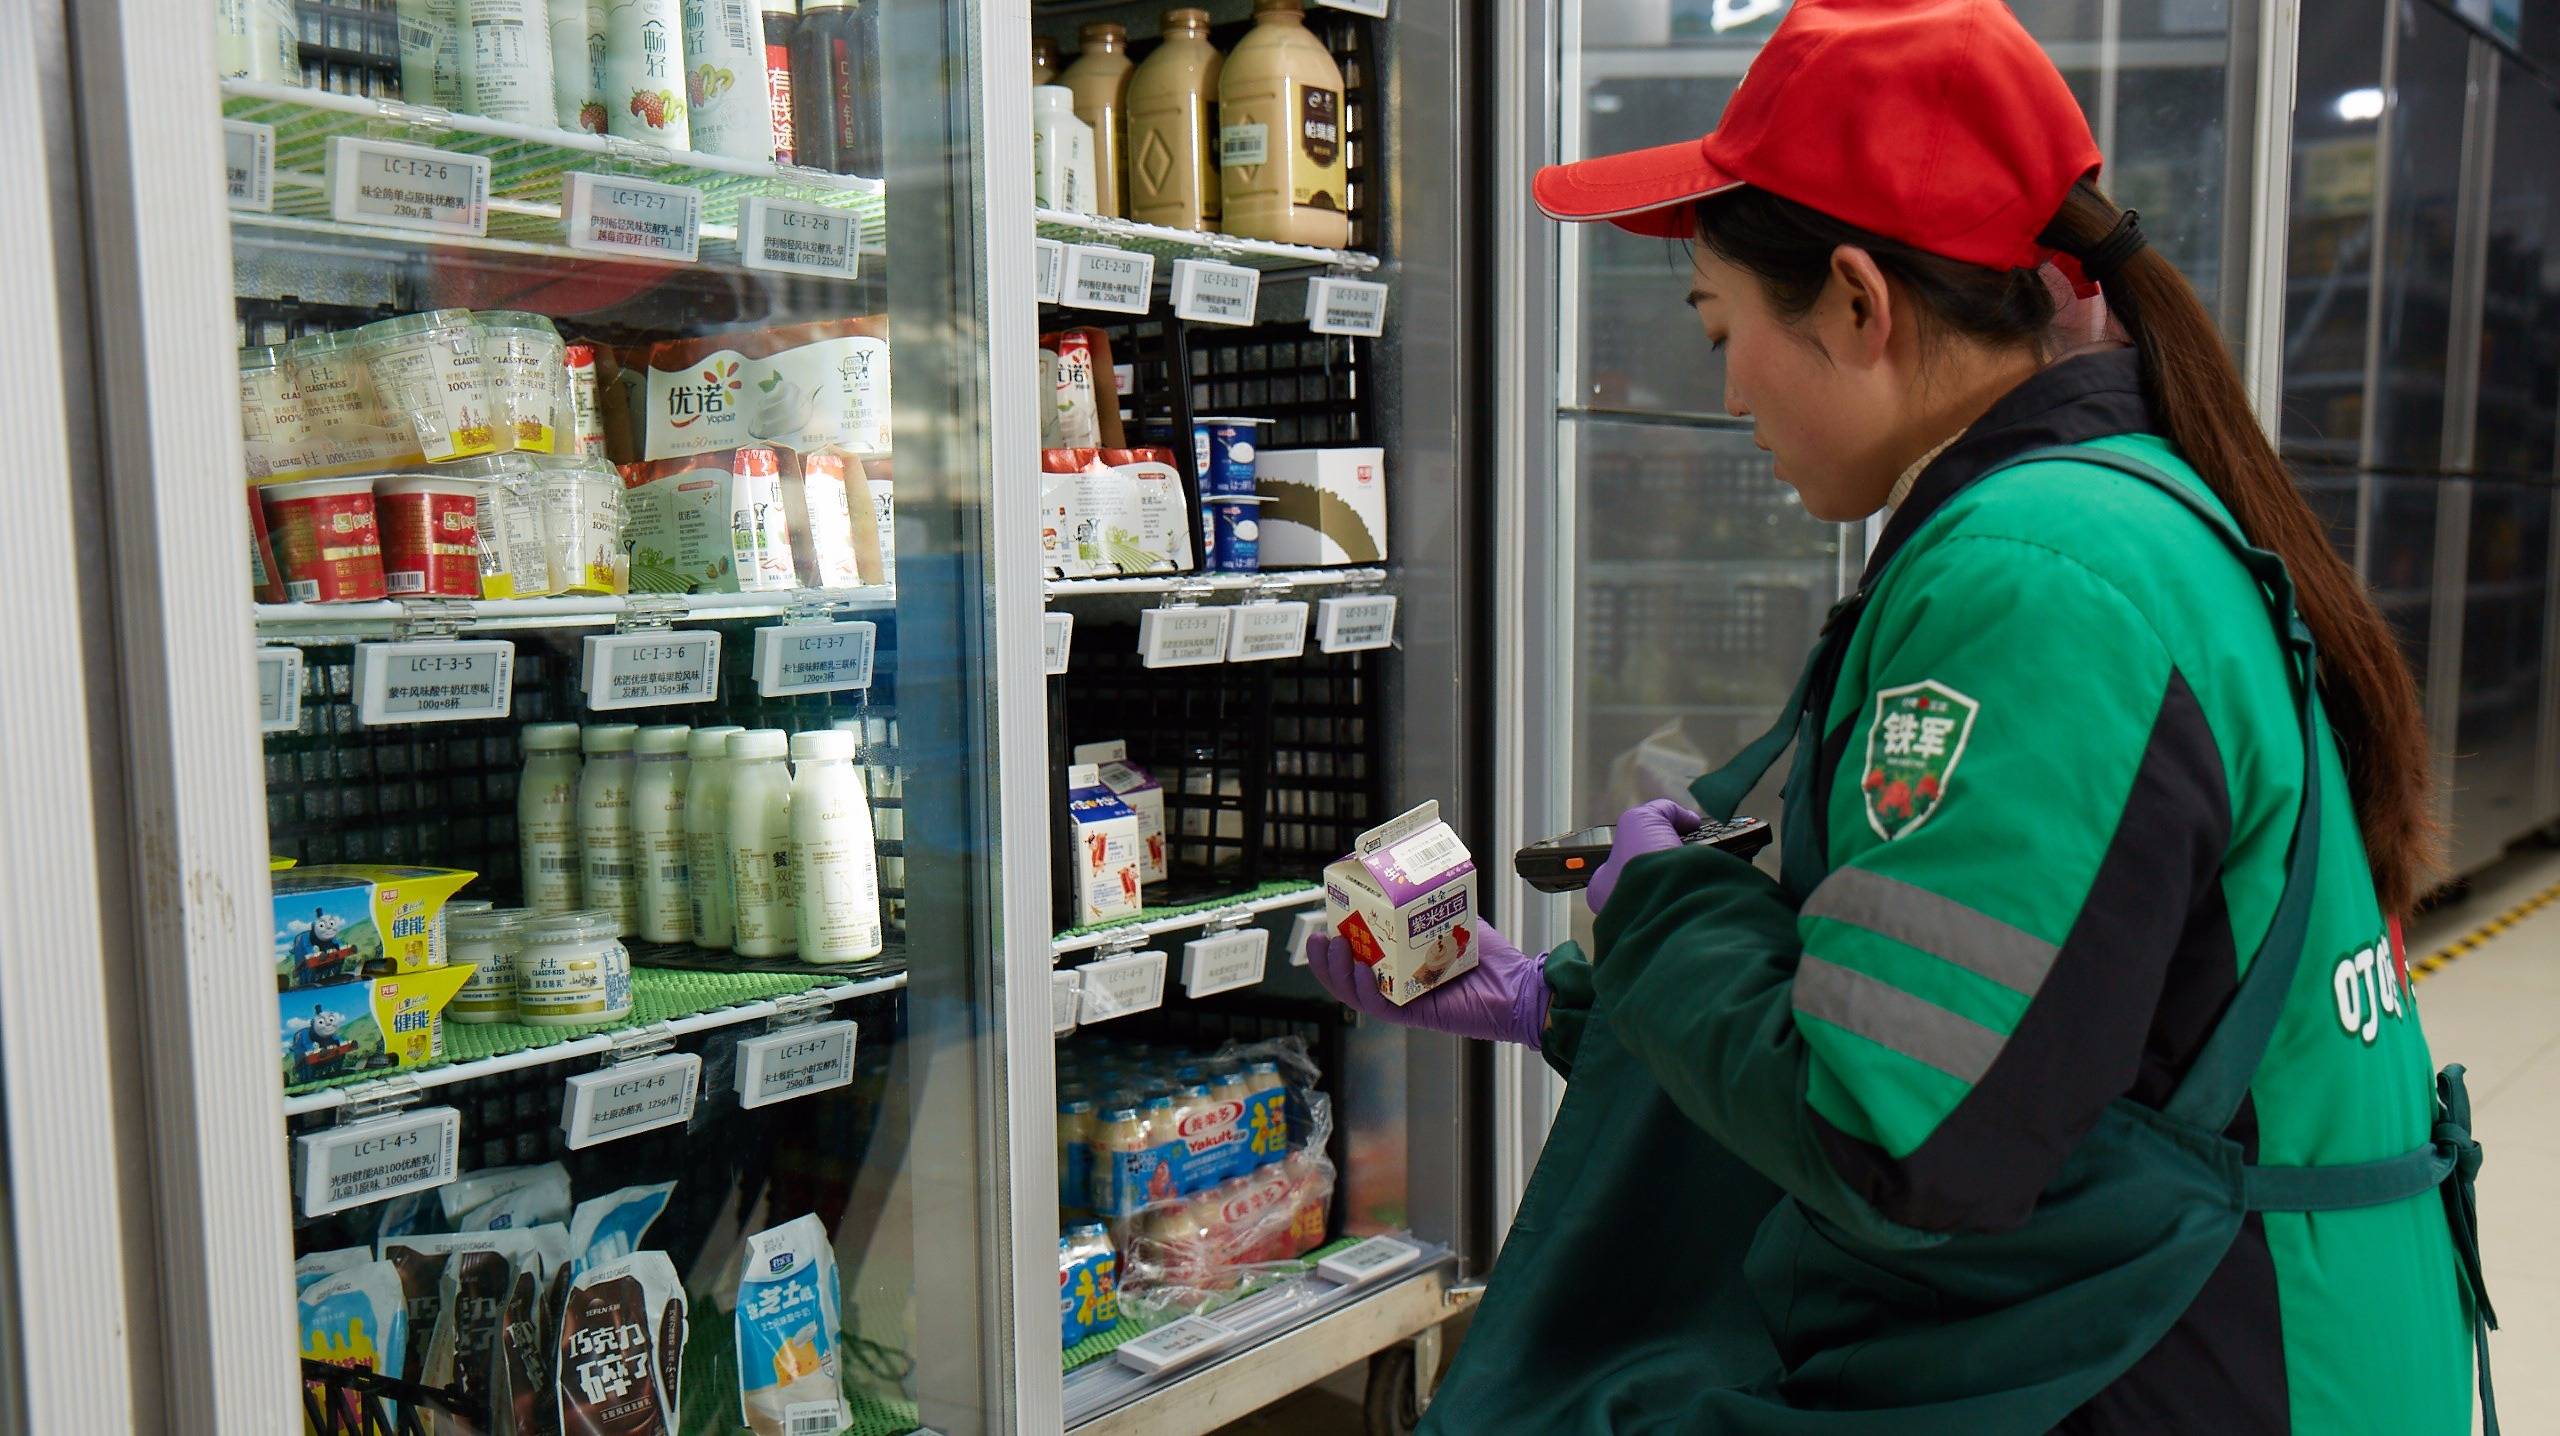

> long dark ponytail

[{"left": 1697, "top": 180, "right": 2442, "bottom": 914}]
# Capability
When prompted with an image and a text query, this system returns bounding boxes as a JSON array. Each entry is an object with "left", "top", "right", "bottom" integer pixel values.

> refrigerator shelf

[
  {"left": 232, "top": 210, "right": 886, "bottom": 278},
  {"left": 1053, "top": 882, "right": 1325, "bottom": 959},
  {"left": 1046, "top": 567, "right": 1389, "bottom": 600},
  {"left": 252, "top": 585, "right": 898, "bottom": 640},
  {"left": 1037, "top": 208, "right": 1381, "bottom": 275},
  {"left": 221, "top": 80, "right": 888, "bottom": 247},
  {"left": 279, "top": 966, "right": 906, "bottom": 1117}
]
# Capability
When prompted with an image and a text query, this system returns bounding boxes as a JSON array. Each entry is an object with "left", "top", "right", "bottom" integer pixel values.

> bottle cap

[
  {"left": 1034, "top": 84, "right": 1076, "bottom": 107},
  {"left": 688, "top": 724, "right": 746, "bottom": 760},
  {"left": 451, "top": 907, "right": 531, "bottom": 940},
  {"left": 1253, "top": 0, "right": 1306, "bottom": 13},
  {"left": 523, "top": 722, "right": 582, "bottom": 752},
  {"left": 728, "top": 728, "right": 790, "bottom": 760},
  {"left": 1103, "top": 1106, "right": 1139, "bottom": 1122},
  {"left": 581, "top": 723, "right": 640, "bottom": 754},
  {"left": 524, "top": 910, "right": 621, "bottom": 941},
  {"left": 1080, "top": 21, "right": 1127, "bottom": 42},
  {"left": 635, "top": 725, "right": 693, "bottom": 755},
  {"left": 1162, "top": 6, "right": 1210, "bottom": 28}
]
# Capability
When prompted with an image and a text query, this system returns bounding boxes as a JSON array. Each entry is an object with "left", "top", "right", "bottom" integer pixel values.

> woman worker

[{"left": 1307, "top": 1, "right": 2495, "bottom": 1430}]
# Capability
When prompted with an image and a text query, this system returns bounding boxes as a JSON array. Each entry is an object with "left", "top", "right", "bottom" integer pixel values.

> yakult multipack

[{"left": 1324, "top": 801, "right": 1477, "bottom": 1006}]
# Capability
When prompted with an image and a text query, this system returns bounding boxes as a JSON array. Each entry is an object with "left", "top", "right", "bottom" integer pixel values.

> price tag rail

[
  {"left": 252, "top": 585, "right": 897, "bottom": 642},
  {"left": 1036, "top": 208, "right": 1381, "bottom": 276},
  {"left": 1044, "top": 567, "right": 1387, "bottom": 602},
  {"left": 1051, "top": 883, "right": 1324, "bottom": 960}
]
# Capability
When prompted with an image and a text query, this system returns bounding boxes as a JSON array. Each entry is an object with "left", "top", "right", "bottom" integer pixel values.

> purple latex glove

[
  {"left": 1307, "top": 919, "right": 1549, "bottom": 1048},
  {"left": 1586, "top": 800, "right": 1707, "bottom": 915}
]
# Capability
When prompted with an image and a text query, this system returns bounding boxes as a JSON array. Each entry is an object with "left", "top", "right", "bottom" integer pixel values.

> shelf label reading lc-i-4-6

[
  {"left": 1227, "top": 601, "right": 1311, "bottom": 662},
  {"left": 565, "top": 174, "right": 703, "bottom": 262},
  {"left": 327, "top": 137, "right": 489, "bottom": 236},
  {"left": 1172, "top": 260, "right": 1262, "bottom": 326},
  {"left": 741, "top": 197, "right": 862, "bottom": 280},
  {"left": 582, "top": 632, "right": 722, "bottom": 710},
  {"left": 754, "top": 621, "right": 876, "bottom": 696},
  {"left": 563, "top": 1053, "right": 702, "bottom": 1148},
  {"left": 1065, "top": 245, "right": 1157, "bottom": 314},
  {"left": 1035, "top": 239, "right": 1068, "bottom": 304},
  {"left": 1043, "top": 612, "right": 1076, "bottom": 675},
  {"left": 225, "top": 121, "right": 274, "bottom": 212},
  {"left": 354, "top": 640, "right": 516, "bottom": 725},
  {"left": 735, "top": 1020, "right": 858, "bottom": 1109},
  {"left": 1316, "top": 594, "right": 1398, "bottom": 653},
  {"left": 296, "top": 1106, "right": 462, "bottom": 1218},
  {"left": 1307, "top": 277, "right": 1390, "bottom": 336},
  {"left": 1137, "top": 607, "right": 1232, "bottom": 668},
  {"left": 258, "top": 647, "right": 304, "bottom": 733}
]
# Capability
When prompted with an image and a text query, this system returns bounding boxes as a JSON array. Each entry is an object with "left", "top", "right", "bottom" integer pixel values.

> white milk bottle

[
  {"left": 578, "top": 723, "right": 643, "bottom": 934},
  {"left": 726, "top": 729, "right": 797, "bottom": 957},
  {"left": 602, "top": 0, "right": 692, "bottom": 148},
  {"left": 679, "top": 0, "right": 771, "bottom": 162},
  {"left": 547, "top": 0, "right": 601, "bottom": 130},
  {"left": 1031, "top": 85, "right": 1099, "bottom": 215},
  {"left": 631, "top": 725, "right": 693, "bottom": 943},
  {"left": 787, "top": 729, "right": 881, "bottom": 963},
  {"left": 460, "top": 0, "right": 559, "bottom": 126},
  {"left": 518, "top": 722, "right": 585, "bottom": 913},
  {"left": 682, "top": 725, "right": 745, "bottom": 949}
]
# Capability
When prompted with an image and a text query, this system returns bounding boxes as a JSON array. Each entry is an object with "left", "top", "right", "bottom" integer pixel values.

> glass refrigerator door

[{"left": 78, "top": 0, "right": 1036, "bottom": 1430}]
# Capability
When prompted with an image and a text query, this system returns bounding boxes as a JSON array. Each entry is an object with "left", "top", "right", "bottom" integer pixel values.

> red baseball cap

[{"left": 1534, "top": 0, "right": 2104, "bottom": 272}]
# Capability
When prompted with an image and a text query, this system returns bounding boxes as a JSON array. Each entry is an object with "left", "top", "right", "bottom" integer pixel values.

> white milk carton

[
  {"left": 1073, "top": 741, "right": 1168, "bottom": 884},
  {"left": 1323, "top": 800, "right": 1477, "bottom": 1006},
  {"left": 1066, "top": 763, "right": 1144, "bottom": 924}
]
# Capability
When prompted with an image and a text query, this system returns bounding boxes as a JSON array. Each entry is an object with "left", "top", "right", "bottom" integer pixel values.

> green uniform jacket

[{"left": 1431, "top": 353, "right": 2481, "bottom": 1434}]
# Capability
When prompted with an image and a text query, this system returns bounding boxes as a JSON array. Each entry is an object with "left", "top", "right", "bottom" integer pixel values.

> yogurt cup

[
  {"left": 479, "top": 311, "right": 567, "bottom": 456},
  {"left": 355, "top": 310, "right": 503, "bottom": 463},
  {"left": 262, "top": 476, "right": 387, "bottom": 603},
  {"left": 375, "top": 473, "right": 487, "bottom": 598},
  {"left": 1193, "top": 416, "right": 1267, "bottom": 496},
  {"left": 1202, "top": 493, "right": 1269, "bottom": 572},
  {"left": 442, "top": 455, "right": 550, "bottom": 599},
  {"left": 237, "top": 345, "right": 307, "bottom": 481},
  {"left": 285, "top": 330, "right": 414, "bottom": 469}
]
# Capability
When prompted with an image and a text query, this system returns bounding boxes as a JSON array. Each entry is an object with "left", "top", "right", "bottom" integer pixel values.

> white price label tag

[
  {"left": 1043, "top": 612, "right": 1075, "bottom": 675},
  {"left": 1183, "top": 928, "right": 1271, "bottom": 999},
  {"left": 1307, "top": 276, "right": 1390, "bottom": 337},
  {"left": 582, "top": 631, "right": 721, "bottom": 710},
  {"left": 1288, "top": 909, "right": 1327, "bottom": 967},
  {"left": 1116, "top": 1314, "right": 1230, "bottom": 1374},
  {"left": 1316, "top": 594, "right": 1398, "bottom": 653},
  {"left": 327, "top": 137, "right": 489, "bottom": 236},
  {"left": 735, "top": 1020, "right": 857, "bottom": 1109},
  {"left": 562, "top": 1053, "right": 703, "bottom": 1148},
  {"left": 258, "top": 647, "right": 304, "bottom": 733},
  {"left": 295, "top": 1106, "right": 461, "bottom": 1218},
  {"left": 1050, "top": 968, "right": 1084, "bottom": 1036},
  {"left": 1064, "top": 245, "right": 1157, "bottom": 314},
  {"left": 1035, "top": 239, "right": 1068, "bottom": 304},
  {"left": 1137, "top": 607, "right": 1233, "bottom": 668},
  {"left": 1226, "top": 601, "right": 1311, "bottom": 662},
  {"left": 1316, "top": 1234, "right": 1423, "bottom": 1286},
  {"left": 754, "top": 621, "right": 876, "bottom": 697},
  {"left": 1077, "top": 949, "right": 1168, "bottom": 1023},
  {"left": 354, "top": 640, "right": 515, "bottom": 725},
  {"left": 1314, "top": 0, "right": 1391, "bottom": 14},
  {"left": 564, "top": 173, "right": 703, "bottom": 262},
  {"left": 1171, "top": 259, "right": 1262, "bottom": 326},
  {"left": 225, "top": 120, "right": 274, "bottom": 212},
  {"left": 740, "top": 196, "right": 862, "bottom": 280}
]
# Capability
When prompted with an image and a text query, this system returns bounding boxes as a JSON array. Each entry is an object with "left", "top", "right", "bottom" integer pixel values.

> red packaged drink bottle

[{"left": 760, "top": 0, "right": 799, "bottom": 164}]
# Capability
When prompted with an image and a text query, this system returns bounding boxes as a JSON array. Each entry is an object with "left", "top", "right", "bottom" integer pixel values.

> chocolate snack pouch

[
  {"left": 489, "top": 1265, "right": 549, "bottom": 1436},
  {"left": 379, "top": 1234, "right": 474, "bottom": 1406},
  {"left": 409, "top": 1230, "right": 552, "bottom": 1434},
  {"left": 555, "top": 1252, "right": 687, "bottom": 1436}
]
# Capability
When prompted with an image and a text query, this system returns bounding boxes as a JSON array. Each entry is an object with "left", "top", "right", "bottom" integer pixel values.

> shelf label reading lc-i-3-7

[
  {"left": 754, "top": 621, "right": 876, "bottom": 696},
  {"left": 296, "top": 1106, "right": 462, "bottom": 1218},
  {"left": 741, "top": 197, "right": 863, "bottom": 280},
  {"left": 354, "top": 640, "right": 515, "bottom": 725},
  {"left": 326, "top": 137, "right": 490, "bottom": 236},
  {"left": 735, "top": 1020, "right": 858, "bottom": 1109},
  {"left": 565, "top": 174, "right": 703, "bottom": 263},
  {"left": 583, "top": 632, "right": 722, "bottom": 710}
]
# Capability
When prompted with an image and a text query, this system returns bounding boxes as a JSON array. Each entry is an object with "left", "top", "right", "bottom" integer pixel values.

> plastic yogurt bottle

[
  {"left": 682, "top": 725, "right": 746, "bottom": 949},
  {"left": 787, "top": 728, "right": 880, "bottom": 963},
  {"left": 632, "top": 724, "right": 694, "bottom": 943},
  {"left": 514, "top": 910, "right": 634, "bottom": 1026},
  {"left": 448, "top": 906, "right": 530, "bottom": 1022},
  {"left": 579, "top": 723, "right": 643, "bottom": 934},
  {"left": 459, "top": 0, "right": 560, "bottom": 126},
  {"left": 726, "top": 728, "right": 797, "bottom": 957},
  {"left": 518, "top": 722, "right": 585, "bottom": 913}
]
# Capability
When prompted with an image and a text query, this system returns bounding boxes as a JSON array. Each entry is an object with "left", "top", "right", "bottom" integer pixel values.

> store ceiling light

[{"left": 2336, "top": 88, "right": 2385, "bottom": 122}]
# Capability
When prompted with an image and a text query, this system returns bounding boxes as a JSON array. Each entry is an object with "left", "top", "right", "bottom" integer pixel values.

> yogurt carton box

[
  {"left": 277, "top": 965, "right": 473, "bottom": 1089},
  {"left": 1324, "top": 800, "right": 1477, "bottom": 1006},
  {"left": 1073, "top": 741, "right": 1167, "bottom": 884},
  {"left": 272, "top": 865, "right": 476, "bottom": 989},
  {"left": 1066, "top": 763, "right": 1145, "bottom": 925}
]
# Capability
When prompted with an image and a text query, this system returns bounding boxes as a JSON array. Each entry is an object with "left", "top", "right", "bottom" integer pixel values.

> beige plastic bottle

[
  {"left": 518, "top": 723, "right": 584, "bottom": 914},
  {"left": 1061, "top": 23, "right": 1134, "bottom": 218},
  {"left": 577, "top": 723, "right": 642, "bottom": 935},
  {"left": 1127, "top": 9, "right": 1223, "bottom": 232},
  {"left": 787, "top": 728, "right": 882, "bottom": 963},
  {"left": 727, "top": 728, "right": 798, "bottom": 957},
  {"left": 682, "top": 724, "right": 746, "bottom": 949},
  {"left": 1032, "top": 34, "right": 1058, "bottom": 86},
  {"left": 630, "top": 724, "right": 692, "bottom": 943},
  {"left": 1219, "top": 0, "right": 1349, "bottom": 248}
]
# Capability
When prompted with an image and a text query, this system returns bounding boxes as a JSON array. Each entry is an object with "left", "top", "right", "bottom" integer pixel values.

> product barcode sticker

[
  {"left": 1225, "top": 601, "right": 1311, "bottom": 662},
  {"left": 1316, "top": 1234, "right": 1423, "bottom": 1286},
  {"left": 1388, "top": 827, "right": 1468, "bottom": 883},
  {"left": 755, "top": 620, "right": 878, "bottom": 696},
  {"left": 295, "top": 1106, "right": 461, "bottom": 1218},
  {"left": 1043, "top": 612, "right": 1076, "bottom": 675},
  {"left": 1314, "top": 0, "right": 1391, "bottom": 14},
  {"left": 1171, "top": 260, "right": 1262, "bottom": 326},
  {"left": 1035, "top": 239, "right": 1068, "bottom": 304},
  {"left": 1050, "top": 968, "right": 1084, "bottom": 1036},
  {"left": 1219, "top": 123, "right": 1270, "bottom": 168},
  {"left": 1077, "top": 949, "right": 1169, "bottom": 1023},
  {"left": 326, "top": 136, "right": 489, "bottom": 236},
  {"left": 257, "top": 647, "right": 304, "bottom": 733},
  {"left": 1316, "top": 594, "right": 1398, "bottom": 653},
  {"left": 225, "top": 120, "right": 274, "bottom": 212},
  {"left": 1116, "top": 1314, "right": 1230, "bottom": 1374},
  {"left": 564, "top": 173, "right": 703, "bottom": 262},
  {"left": 354, "top": 640, "right": 515, "bottom": 725},
  {"left": 740, "top": 196, "right": 862, "bottom": 280},
  {"left": 785, "top": 1404, "right": 847, "bottom": 1436},
  {"left": 1307, "top": 276, "right": 1390, "bottom": 336},
  {"left": 1183, "top": 928, "right": 1270, "bottom": 999},
  {"left": 563, "top": 1053, "right": 703, "bottom": 1149},
  {"left": 1064, "top": 245, "right": 1157, "bottom": 314},
  {"left": 582, "top": 631, "right": 721, "bottom": 710},
  {"left": 1137, "top": 606, "right": 1232, "bottom": 668},
  {"left": 735, "top": 1020, "right": 857, "bottom": 1109}
]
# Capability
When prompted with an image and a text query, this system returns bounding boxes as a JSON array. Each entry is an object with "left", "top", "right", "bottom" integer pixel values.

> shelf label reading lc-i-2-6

[
  {"left": 354, "top": 641, "right": 516, "bottom": 725},
  {"left": 326, "top": 137, "right": 489, "bottom": 236},
  {"left": 296, "top": 1106, "right": 462, "bottom": 1218},
  {"left": 583, "top": 632, "right": 722, "bottom": 710},
  {"left": 563, "top": 1053, "right": 703, "bottom": 1148},
  {"left": 1065, "top": 246, "right": 1157, "bottom": 314},
  {"left": 225, "top": 121, "right": 274, "bottom": 212},
  {"left": 1308, "top": 277, "right": 1390, "bottom": 336},
  {"left": 258, "top": 647, "right": 304, "bottom": 733},
  {"left": 754, "top": 621, "right": 876, "bottom": 697},
  {"left": 735, "top": 1020, "right": 858, "bottom": 1109},
  {"left": 565, "top": 174, "right": 703, "bottom": 263},
  {"left": 741, "top": 196, "right": 862, "bottom": 280},
  {"left": 1172, "top": 260, "right": 1262, "bottom": 326}
]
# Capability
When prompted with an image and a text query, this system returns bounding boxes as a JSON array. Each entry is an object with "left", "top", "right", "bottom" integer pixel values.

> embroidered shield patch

[{"left": 1861, "top": 680, "right": 1980, "bottom": 840}]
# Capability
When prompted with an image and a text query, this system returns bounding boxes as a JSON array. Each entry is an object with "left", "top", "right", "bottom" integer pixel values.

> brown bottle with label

[
  {"left": 1061, "top": 23, "right": 1134, "bottom": 218},
  {"left": 1127, "top": 9, "right": 1224, "bottom": 232},
  {"left": 1033, "top": 35, "right": 1058, "bottom": 86},
  {"left": 1218, "top": 0, "right": 1349, "bottom": 248}
]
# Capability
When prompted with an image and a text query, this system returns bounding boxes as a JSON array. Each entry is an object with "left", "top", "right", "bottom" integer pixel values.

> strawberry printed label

[{"left": 1861, "top": 680, "right": 1979, "bottom": 840}]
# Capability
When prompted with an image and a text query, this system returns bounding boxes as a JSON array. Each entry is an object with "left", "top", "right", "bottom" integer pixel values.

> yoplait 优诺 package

[
  {"left": 1323, "top": 800, "right": 1478, "bottom": 1006},
  {"left": 632, "top": 317, "right": 890, "bottom": 462},
  {"left": 272, "top": 864, "right": 477, "bottom": 988},
  {"left": 1066, "top": 763, "right": 1144, "bottom": 925},
  {"left": 277, "top": 965, "right": 473, "bottom": 1088}
]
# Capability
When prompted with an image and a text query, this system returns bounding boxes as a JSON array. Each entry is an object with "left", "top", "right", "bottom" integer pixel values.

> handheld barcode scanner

[{"left": 1514, "top": 816, "right": 1772, "bottom": 894}]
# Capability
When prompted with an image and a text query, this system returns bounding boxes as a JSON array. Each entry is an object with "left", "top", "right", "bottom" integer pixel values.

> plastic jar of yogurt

[
  {"left": 376, "top": 473, "right": 487, "bottom": 598},
  {"left": 514, "top": 910, "right": 634, "bottom": 1027},
  {"left": 536, "top": 456, "right": 629, "bottom": 595},
  {"left": 440, "top": 454, "right": 549, "bottom": 599},
  {"left": 287, "top": 329, "right": 414, "bottom": 469},
  {"left": 478, "top": 311, "right": 567, "bottom": 456},
  {"left": 237, "top": 345, "right": 308, "bottom": 480},
  {"left": 262, "top": 476, "right": 388, "bottom": 603},
  {"left": 448, "top": 906, "right": 529, "bottom": 1024},
  {"left": 355, "top": 310, "right": 504, "bottom": 463}
]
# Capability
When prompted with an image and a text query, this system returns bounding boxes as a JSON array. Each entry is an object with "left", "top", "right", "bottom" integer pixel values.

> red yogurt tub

[
  {"left": 261, "top": 476, "right": 386, "bottom": 603},
  {"left": 375, "top": 474, "right": 485, "bottom": 598}
]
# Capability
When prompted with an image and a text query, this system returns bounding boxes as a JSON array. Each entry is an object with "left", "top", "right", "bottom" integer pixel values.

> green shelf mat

[
  {"left": 1055, "top": 882, "right": 1323, "bottom": 944},
  {"left": 1060, "top": 1236, "right": 1368, "bottom": 1373},
  {"left": 284, "top": 967, "right": 844, "bottom": 1098}
]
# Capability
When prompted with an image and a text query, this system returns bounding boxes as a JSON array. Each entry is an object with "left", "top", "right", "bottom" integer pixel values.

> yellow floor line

[{"left": 2410, "top": 880, "right": 2560, "bottom": 984}]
